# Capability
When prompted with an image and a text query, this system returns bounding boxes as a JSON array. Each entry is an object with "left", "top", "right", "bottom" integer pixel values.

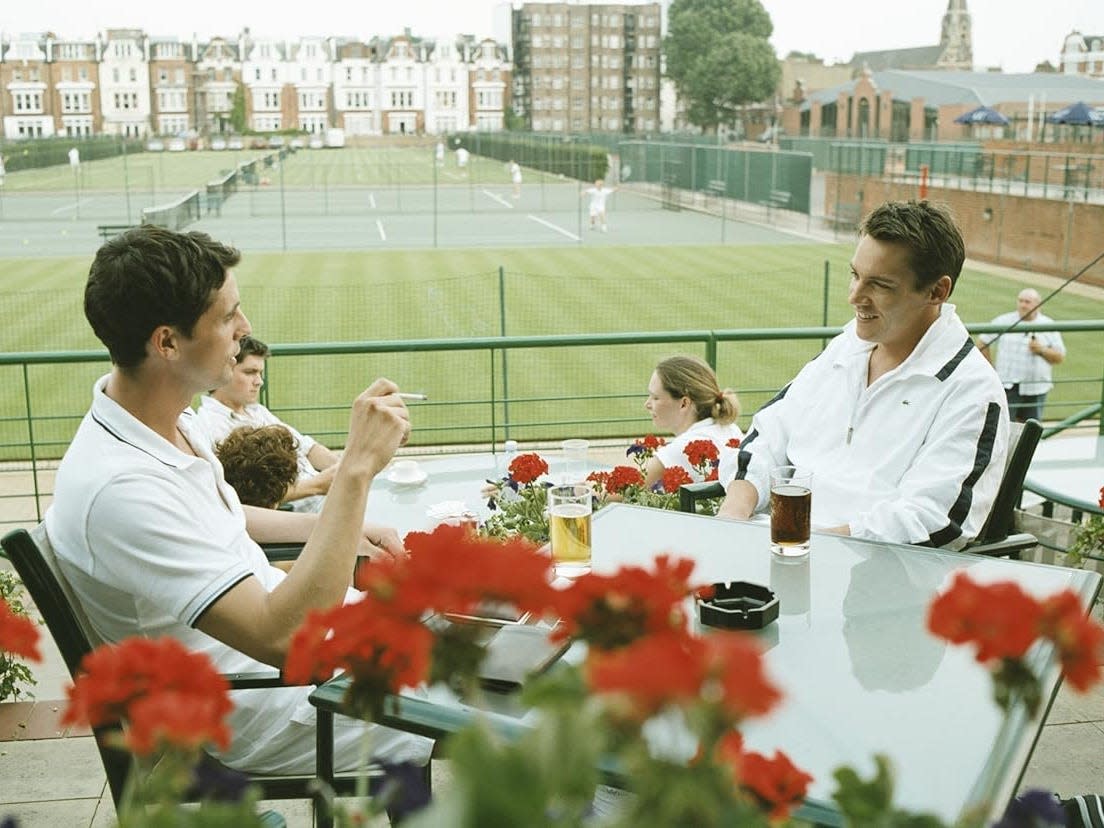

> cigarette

[{"left": 398, "top": 392, "right": 428, "bottom": 401}]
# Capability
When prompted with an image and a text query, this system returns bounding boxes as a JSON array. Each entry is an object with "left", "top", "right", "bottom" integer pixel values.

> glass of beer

[
  {"left": 770, "top": 465, "right": 812, "bottom": 558},
  {"left": 547, "top": 484, "right": 592, "bottom": 576}
]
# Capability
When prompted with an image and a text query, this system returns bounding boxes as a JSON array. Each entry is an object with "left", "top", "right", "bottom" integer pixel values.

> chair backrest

[
  {"left": 1, "top": 525, "right": 130, "bottom": 805},
  {"left": 974, "top": 418, "right": 1043, "bottom": 545}
]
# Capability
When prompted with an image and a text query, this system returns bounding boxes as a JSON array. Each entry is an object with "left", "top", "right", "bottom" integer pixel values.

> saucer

[{"left": 387, "top": 468, "right": 428, "bottom": 487}]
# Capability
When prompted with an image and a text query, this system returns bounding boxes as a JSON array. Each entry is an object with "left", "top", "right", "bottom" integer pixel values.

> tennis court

[{"left": 0, "top": 145, "right": 817, "bottom": 256}]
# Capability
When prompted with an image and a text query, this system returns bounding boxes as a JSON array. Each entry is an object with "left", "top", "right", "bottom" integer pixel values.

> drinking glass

[
  {"left": 769, "top": 465, "right": 812, "bottom": 557},
  {"left": 547, "top": 484, "right": 592, "bottom": 575},
  {"left": 560, "top": 438, "right": 590, "bottom": 484}
]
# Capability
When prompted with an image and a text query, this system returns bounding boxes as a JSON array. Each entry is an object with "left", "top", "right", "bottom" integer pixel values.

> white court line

[
  {"left": 369, "top": 193, "right": 376, "bottom": 209},
  {"left": 51, "top": 198, "right": 94, "bottom": 216},
  {"left": 527, "top": 214, "right": 580, "bottom": 241},
  {"left": 481, "top": 189, "right": 513, "bottom": 208},
  {"left": 376, "top": 219, "right": 387, "bottom": 241}
]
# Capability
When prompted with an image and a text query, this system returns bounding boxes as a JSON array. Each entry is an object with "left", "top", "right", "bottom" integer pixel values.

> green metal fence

[{"left": 1, "top": 320, "right": 1100, "bottom": 530}]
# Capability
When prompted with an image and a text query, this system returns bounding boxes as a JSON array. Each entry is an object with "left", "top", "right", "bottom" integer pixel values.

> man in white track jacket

[{"left": 719, "top": 200, "right": 1008, "bottom": 550}]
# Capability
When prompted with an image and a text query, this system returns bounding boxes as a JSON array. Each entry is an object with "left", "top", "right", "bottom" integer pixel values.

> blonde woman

[{"left": 643, "top": 355, "right": 742, "bottom": 487}]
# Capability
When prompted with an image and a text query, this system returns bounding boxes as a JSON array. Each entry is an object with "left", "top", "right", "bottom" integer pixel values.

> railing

[{"left": 1, "top": 321, "right": 1101, "bottom": 530}]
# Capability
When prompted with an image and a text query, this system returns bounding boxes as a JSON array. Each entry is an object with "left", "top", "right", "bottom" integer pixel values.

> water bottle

[{"left": 502, "top": 440, "right": 519, "bottom": 471}]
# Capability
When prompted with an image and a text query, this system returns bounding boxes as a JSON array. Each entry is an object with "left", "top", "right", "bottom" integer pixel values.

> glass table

[
  {"left": 1024, "top": 434, "right": 1104, "bottom": 519},
  {"left": 310, "top": 503, "right": 1102, "bottom": 827}
]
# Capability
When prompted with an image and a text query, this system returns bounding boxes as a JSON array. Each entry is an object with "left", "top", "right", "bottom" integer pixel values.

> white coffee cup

[{"left": 390, "top": 459, "right": 423, "bottom": 483}]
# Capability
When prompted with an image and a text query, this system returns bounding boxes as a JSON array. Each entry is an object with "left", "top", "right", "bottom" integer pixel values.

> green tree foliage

[
  {"left": 230, "top": 83, "right": 247, "bottom": 134},
  {"left": 664, "top": 0, "right": 781, "bottom": 132}
]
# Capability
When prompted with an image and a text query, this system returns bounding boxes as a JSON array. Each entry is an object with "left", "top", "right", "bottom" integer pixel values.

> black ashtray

[{"left": 698, "top": 581, "right": 779, "bottom": 630}]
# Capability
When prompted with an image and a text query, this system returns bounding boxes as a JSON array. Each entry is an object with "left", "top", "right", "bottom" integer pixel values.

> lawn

[{"left": 1, "top": 242, "right": 1101, "bottom": 459}]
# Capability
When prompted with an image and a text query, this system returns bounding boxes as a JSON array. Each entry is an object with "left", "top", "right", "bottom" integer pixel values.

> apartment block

[
  {"left": 511, "top": 1, "right": 662, "bottom": 133},
  {"left": 1061, "top": 31, "right": 1104, "bottom": 78}
]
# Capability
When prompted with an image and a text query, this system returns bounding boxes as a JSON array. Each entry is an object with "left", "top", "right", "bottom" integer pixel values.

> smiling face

[
  {"left": 175, "top": 272, "right": 250, "bottom": 396},
  {"left": 645, "top": 371, "right": 693, "bottom": 434},
  {"left": 848, "top": 235, "right": 948, "bottom": 361}
]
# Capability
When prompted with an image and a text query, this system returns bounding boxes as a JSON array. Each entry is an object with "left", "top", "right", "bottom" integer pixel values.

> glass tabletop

[
  {"left": 1024, "top": 434, "right": 1104, "bottom": 516},
  {"left": 313, "top": 501, "right": 1101, "bottom": 825}
]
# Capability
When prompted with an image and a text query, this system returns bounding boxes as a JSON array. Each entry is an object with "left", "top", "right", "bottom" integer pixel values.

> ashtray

[{"left": 698, "top": 581, "right": 779, "bottom": 630}]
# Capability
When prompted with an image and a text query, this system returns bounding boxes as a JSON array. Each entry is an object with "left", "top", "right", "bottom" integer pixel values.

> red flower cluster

[
  {"left": 550, "top": 555, "right": 700, "bottom": 651},
  {"left": 288, "top": 525, "right": 558, "bottom": 699},
  {"left": 604, "top": 465, "right": 645, "bottom": 495},
  {"left": 508, "top": 453, "right": 548, "bottom": 485},
  {"left": 1037, "top": 591, "right": 1104, "bottom": 692},
  {"left": 63, "top": 637, "right": 232, "bottom": 755},
  {"left": 586, "top": 470, "right": 611, "bottom": 490},
  {"left": 639, "top": 434, "right": 666, "bottom": 451},
  {"left": 683, "top": 440, "right": 719, "bottom": 471},
  {"left": 587, "top": 629, "right": 782, "bottom": 724},
  {"left": 726, "top": 438, "right": 742, "bottom": 449},
  {"left": 660, "top": 466, "right": 694, "bottom": 494},
  {"left": 714, "top": 733, "right": 813, "bottom": 823},
  {"left": 928, "top": 572, "right": 1104, "bottom": 692},
  {"left": 1098, "top": 486, "right": 1103, "bottom": 509},
  {"left": 0, "top": 597, "right": 41, "bottom": 663}
]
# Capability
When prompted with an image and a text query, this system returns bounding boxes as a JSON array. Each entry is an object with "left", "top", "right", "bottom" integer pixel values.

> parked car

[
  {"left": 228, "top": 136, "right": 245, "bottom": 150},
  {"left": 250, "top": 137, "right": 268, "bottom": 149},
  {"left": 146, "top": 138, "right": 165, "bottom": 152},
  {"left": 210, "top": 137, "right": 228, "bottom": 151},
  {"left": 268, "top": 135, "right": 285, "bottom": 149},
  {"left": 168, "top": 137, "right": 187, "bottom": 152},
  {"left": 308, "top": 136, "right": 324, "bottom": 150},
  {"left": 290, "top": 137, "right": 305, "bottom": 149}
]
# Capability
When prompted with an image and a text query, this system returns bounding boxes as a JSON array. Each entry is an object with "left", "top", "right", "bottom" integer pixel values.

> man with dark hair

[
  {"left": 196, "top": 334, "right": 339, "bottom": 511},
  {"left": 47, "top": 225, "right": 432, "bottom": 776},
  {"left": 217, "top": 424, "right": 301, "bottom": 509},
  {"left": 719, "top": 200, "right": 1009, "bottom": 550}
]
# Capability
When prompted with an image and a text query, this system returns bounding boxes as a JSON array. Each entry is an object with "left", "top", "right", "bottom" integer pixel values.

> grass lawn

[{"left": 1, "top": 242, "right": 1101, "bottom": 459}]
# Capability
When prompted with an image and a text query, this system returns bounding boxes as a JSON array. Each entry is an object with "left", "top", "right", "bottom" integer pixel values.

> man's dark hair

[
  {"left": 216, "top": 425, "right": 299, "bottom": 509},
  {"left": 859, "top": 200, "right": 965, "bottom": 294},
  {"left": 84, "top": 225, "right": 242, "bottom": 370},
  {"left": 236, "top": 335, "right": 270, "bottom": 364}
]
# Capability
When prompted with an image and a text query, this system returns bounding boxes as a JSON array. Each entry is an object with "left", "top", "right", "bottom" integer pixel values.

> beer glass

[
  {"left": 547, "top": 484, "right": 592, "bottom": 575},
  {"left": 769, "top": 465, "right": 812, "bottom": 557}
]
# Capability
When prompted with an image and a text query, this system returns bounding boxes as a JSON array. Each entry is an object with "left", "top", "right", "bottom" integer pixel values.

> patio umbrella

[
  {"left": 1045, "top": 101, "right": 1104, "bottom": 126},
  {"left": 954, "top": 105, "right": 1010, "bottom": 126}
]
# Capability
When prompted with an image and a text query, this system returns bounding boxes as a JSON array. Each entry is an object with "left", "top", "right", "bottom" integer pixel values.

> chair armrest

[
  {"left": 678, "top": 481, "right": 726, "bottom": 513},
  {"left": 225, "top": 670, "right": 286, "bottom": 689},
  {"left": 260, "top": 542, "right": 305, "bottom": 562},
  {"left": 967, "top": 533, "right": 1038, "bottom": 560}
]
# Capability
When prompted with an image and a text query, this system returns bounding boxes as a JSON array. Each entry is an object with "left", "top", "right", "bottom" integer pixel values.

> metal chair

[
  {"left": 0, "top": 525, "right": 375, "bottom": 826},
  {"left": 676, "top": 418, "right": 1043, "bottom": 558}
]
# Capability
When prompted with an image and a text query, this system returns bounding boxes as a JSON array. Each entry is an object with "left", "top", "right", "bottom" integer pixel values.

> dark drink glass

[{"left": 770, "top": 466, "right": 812, "bottom": 557}]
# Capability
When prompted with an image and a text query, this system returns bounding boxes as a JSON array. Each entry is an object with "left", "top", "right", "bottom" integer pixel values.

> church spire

[{"left": 938, "top": 0, "right": 973, "bottom": 69}]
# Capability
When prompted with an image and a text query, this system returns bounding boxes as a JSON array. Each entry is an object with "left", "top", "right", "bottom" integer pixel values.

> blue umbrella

[
  {"left": 954, "top": 105, "right": 1009, "bottom": 126},
  {"left": 1045, "top": 101, "right": 1104, "bottom": 126}
]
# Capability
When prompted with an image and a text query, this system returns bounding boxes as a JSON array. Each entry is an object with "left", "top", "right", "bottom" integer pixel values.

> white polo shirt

[{"left": 46, "top": 375, "right": 431, "bottom": 773}]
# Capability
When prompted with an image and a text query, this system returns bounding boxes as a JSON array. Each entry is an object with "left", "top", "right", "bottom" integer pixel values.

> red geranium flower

[
  {"left": 660, "top": 466, "right": 693, "bottom": 494},
  {"left": 1037, "top": 590, "right": 1104, "bottom": 692},
  {"left": 605, "top": 465, "right": 645, "bottom": 495},
  {"left": 1098, "top": 486, "right": 1103, "bottom": 509},
  {"left": 683, "top": 439, "right": 719, "bottom": 471},
  {"left": 927, "top": 572, "right": 1042, "bottom": 662},
  {"left": 508, "top": 453, "right": 548, "bottom": 485},
  {"left": 0, "top": 597, "right": 41, "bottom": 663},
  {"left": 739, "top": 749, "right": 814, "bottom": 821},
  {"left": 705, "top": 633, "right": 783, "bottom": 720},
  {"left": 63, "top": 637, "right": 233, "bottom": 756},
  {"left": 586, "top": 470, "right": 611, "bottom": 490},
  {"left": 552, "top": 555, "right": 699, "bottom": 651},
  {"left": 586, "top": 631, "right": 706, "bottom": 720},
  {"left": 726, "top": 437, "right": 742, "bottom": 449},
  {"left": 641, "top": 434, "right": 665, "bottom": 451}
]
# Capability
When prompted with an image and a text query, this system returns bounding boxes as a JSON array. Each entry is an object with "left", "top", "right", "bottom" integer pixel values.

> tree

[
  {"left": 665, "top": 0, "right": 781, "bottom": 132},
  {"left": 230, "top": 83, "right": 247, "bottom": 134}
]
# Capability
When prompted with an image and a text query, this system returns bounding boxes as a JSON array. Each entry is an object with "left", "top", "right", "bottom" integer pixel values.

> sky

[{"left": 3, "top": 0, "right": 1103, "bottom": 74}]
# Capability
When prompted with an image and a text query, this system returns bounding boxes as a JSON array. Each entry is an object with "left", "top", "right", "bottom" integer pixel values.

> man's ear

[
  {"left": 929, "top": 275, "right": 952, "bottom": 304},
  {"left": 148, "top": 325, "right": 180, "bottom": 361}
]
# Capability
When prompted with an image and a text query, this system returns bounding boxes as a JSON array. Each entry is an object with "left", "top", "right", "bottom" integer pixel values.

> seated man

[
  {"left": 195, "top": 335, "right": 338, "bottom": 512},
  {"left": 719, "top": 200, "right": 1009, "bottom": 550},
  {"left": 46, "top": 225, "right": 432, "bottom": 777},
  {"left": 217, "top": 424, "right": 300, "bottom": 509}
]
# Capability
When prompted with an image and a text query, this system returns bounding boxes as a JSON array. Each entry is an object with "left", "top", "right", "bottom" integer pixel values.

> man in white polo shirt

[
  {"left": 46, "top": 226, "right": 432, "bottom": 781},
  {"left": 196, "top": 335, "right": 338, "bottom": 512}
]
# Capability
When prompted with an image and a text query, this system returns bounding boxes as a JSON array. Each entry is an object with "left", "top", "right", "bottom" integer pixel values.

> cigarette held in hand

[{"left": 398, "top": 392, "right": 428, "bottom": 401}]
